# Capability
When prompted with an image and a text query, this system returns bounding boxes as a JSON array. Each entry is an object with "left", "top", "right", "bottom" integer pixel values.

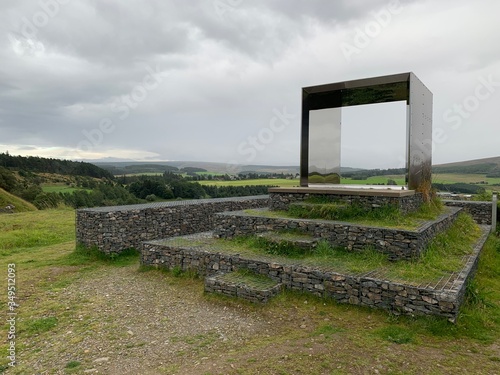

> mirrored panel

[
  {"left": 300, "top": 73, "right": 432, "bottom": 191},
  {"left": 408, "top": 73, "right": 433, "bottom": 190},
  {"left": 308, "top": 108, "right": 341, "bottom": 185}
]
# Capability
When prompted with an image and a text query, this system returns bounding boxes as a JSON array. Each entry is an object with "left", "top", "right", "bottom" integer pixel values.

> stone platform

[
  {"left": 205, "top": 271, "right": 283, "bottom": 303},
  {"left": 269, "top": 187, "right": 423, "bottom": 214},
  {"left": 214, "top": 207, "right": 462, "bottom": 261},
  {"left": 141, "top": 225, "right": 490, "bottom": 322}
]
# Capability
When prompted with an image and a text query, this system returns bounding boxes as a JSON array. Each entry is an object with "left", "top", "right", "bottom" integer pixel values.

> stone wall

[
  {"left": 444, "top": 200, "right": 492, "bottom": 225},
  {"left": 204, "top": 273, "right": 283, "bottom": 303},
  {"left": 213, "top": 207, "right": 462, "bottom": 261},
  {"left": 269, "top": 190, "right": 423, "bottom": 214},
  {"left": 141, "top": 225, "right": 489, "bottom": 322},
  {"left": 76, "top": 196, "right": 269, "bottom": 254}
]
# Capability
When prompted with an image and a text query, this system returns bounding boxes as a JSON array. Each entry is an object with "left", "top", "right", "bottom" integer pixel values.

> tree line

[{"left": 0, "top": 152, "right": 113, "bottom": 179}]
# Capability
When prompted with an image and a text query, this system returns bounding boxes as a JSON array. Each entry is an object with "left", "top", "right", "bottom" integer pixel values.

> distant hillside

[
  {"left": 433, "top": 156, "right": 500, "bottom": 176},
  {"left": 93, "top": 156, "right": 500, "bottom": 177},
  {"left": 434, "top": 156, "right": 500, "bottom": 168},
  {"left": 0, "top": 153, "right": 114, "bottom": 179},
  {"left": 94, "top": 160, "right": 366, "bottom": 176},
  {"left": 0, "top": 187, "right": 37, "bottom": 213}
]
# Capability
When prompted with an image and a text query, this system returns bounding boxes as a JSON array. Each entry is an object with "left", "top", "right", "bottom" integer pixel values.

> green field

[
  {"left": 198, "top": 174, "right": 500, "bottom": 191},
  {"left": 433, "top": 173, "right": 500, "bottom": 185},
  {"left": 341, "top": 175, "right": 406, "bottom": 185},
  {"left": 199, "top": 178, "right": 299, "bottom": 187},
  {"left": 200, "top": 176, "right": 405, "bottom": 187},
  {"left": 41, "top": 184, "right": 92, "bottom": 194}
]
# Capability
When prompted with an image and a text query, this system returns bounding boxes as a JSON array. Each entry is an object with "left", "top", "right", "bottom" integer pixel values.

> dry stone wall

[
  {"left": 213, "top": 207, "right": 462, "bottom": 261},
  {"left": 444, "top": 200, "right": 492, "bottom": 225},
  {"left": 269, "top": 191, "right": 424, "bottom": 214},
  {"left": 76, "top": 196, "right": 269, "bottom": 254},
  {"left": 141, "top": 225, "right": 489, "bottom": 321}
]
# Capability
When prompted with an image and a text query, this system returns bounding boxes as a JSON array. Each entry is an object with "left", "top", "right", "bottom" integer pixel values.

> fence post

[{"left": 492, "top": 192, "right": 497, "bottom": 233}]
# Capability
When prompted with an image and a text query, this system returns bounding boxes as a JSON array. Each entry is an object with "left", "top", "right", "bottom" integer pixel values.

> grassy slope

[
  {"left": 41, "top": 184, "right": 91, "bottom": 194},
  {"left": 434, "top": 156, "right": 500, "bottom": 169},
  {"left": 0, "top": 209, "right": 499, "bottom": 373},
  {"left": 0, "top": 187, "right": 37, "bottom": 212},
  {"left": 433, "top": 173, "right": 500, "bottom": 185}
]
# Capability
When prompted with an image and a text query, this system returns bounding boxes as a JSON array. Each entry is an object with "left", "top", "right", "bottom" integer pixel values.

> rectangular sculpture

[{"left": 300, "top": 72, "right": 432, "bottom": 191}]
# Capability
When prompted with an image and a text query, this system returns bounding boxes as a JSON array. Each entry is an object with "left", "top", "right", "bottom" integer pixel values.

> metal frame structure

[{"left": 300, "top": 72, "right": 432, "bottom": 191}]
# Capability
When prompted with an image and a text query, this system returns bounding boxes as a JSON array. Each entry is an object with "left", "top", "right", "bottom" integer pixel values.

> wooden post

[{"left": 492, "top": 193, "right": 497, "bottom": 233}]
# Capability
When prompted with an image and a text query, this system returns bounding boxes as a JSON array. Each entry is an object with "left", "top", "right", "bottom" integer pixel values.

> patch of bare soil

[
  {"left": 17, "top": 266, "right": 275, "bottom": 374},
  {"left": 13, "top": 264, "right": 500, "bottom": 375}
]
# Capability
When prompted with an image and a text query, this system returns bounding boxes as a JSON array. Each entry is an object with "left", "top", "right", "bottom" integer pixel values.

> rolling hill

[
  {"left": 433, "top": 156, "right": 500, "bottom": 175},
  {"left": 433, "top": 156, "right": 500, "bottom": 168},
  {"left": 0, "top": 187, "right": 37, "bottom": 213}
]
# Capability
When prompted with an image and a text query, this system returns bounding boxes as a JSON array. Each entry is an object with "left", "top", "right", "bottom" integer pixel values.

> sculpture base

[{"left": 268, "top": 186, "right": 423, "bottom": 214}]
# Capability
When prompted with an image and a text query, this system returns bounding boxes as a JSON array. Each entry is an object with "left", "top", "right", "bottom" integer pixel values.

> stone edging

[
  {"left": 76, "top": 196, "right": 269, "bottom": 254},
  {"left": 141, "top": 226, "right": 490, "bottom": 321},
  {"left": 213, "top": 207, "right": 462, "bottom": 261}
]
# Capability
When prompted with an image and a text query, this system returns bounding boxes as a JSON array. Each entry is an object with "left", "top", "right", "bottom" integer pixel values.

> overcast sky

[{"left": 1, "top": 0, "right": 499, "bottom": 169}]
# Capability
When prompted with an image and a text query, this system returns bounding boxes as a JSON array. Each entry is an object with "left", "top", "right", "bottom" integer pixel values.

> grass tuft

[
  {"left": 65, "top": 360, "right": 81, "bottom": 369},
  {"left": 249, "top": 197, "right": 445, "bottom": 230},
  {"left": 312, "top": 324, "right": 344, "bottom": 337},
  {"left": 23, "top": 317, "right": 58, "bottom": 334},
  {"left": 68, "top": 244, "right": 139, "bottom": 266},
  {"left": 375, "top": 325, "right": 414, "bottom": 344}
]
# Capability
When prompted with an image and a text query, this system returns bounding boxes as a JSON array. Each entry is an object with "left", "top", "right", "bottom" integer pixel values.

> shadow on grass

[{"left": 64, "top": 244, "right": 140, "bottom": 267}]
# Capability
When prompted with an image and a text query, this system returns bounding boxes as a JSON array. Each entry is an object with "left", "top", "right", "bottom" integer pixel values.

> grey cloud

[{"left": 0, "top": 0, "right": 499, "bottom": 167}]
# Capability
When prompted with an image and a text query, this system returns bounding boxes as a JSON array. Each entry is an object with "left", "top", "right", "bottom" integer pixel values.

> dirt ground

[{"left": 9, "top": 263, "right": 499, "bottom": 375}]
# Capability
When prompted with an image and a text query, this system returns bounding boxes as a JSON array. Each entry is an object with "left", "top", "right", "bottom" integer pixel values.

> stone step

[
  {"left": 256, "top": 231, "right": 320, "bottom": 252},
  {"left": 204, "top": 270, "right": 283, "bottom": 303}
]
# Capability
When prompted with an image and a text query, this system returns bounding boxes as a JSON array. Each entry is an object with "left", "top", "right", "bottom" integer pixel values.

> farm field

[
  {"left": 0, "top": 209, "right": 499, "bottom": 373},
  {"left": 41, "top": 184, "right": 91, "bottom": 194},
  {"left": 432, "top": 173, "right": 500, "bottom": 185},
  {"left": 199, "top": 178, "right": 299, "bottom": 187},
  {"left": 199, "top": 174, "right": 500, "bottom": 190},
  {"left": 200, "top": 176, "right": 405, "bottom": 187}
]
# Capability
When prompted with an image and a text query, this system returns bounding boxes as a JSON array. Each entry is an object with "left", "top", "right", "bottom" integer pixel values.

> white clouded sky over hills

[{"left": 1, "top": 0, "right": 499, "bottom": 168}]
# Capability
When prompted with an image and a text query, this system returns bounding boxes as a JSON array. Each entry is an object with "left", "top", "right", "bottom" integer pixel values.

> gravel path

[{"left": 16, "top": 265, "right": 275, "bottom": 374}]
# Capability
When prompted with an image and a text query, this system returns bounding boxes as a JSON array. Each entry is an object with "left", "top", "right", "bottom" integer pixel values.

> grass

[
  {"left": 246, "top": 198, "right": 445, "bottom": 230},
  {"left": 433, "top": 173, "right": 500, "bottom": 185},
  {"left": 0, "top": 187, "right": 37, "bottom": 212},
  {"left": 23, "top": 317, "right": 58, "bottom": 334},
  {"left": 219, "top": 268, "right": 278, "bottom": 289},
  {"left": 65, "top": 361, "right": 81, "bottom": 369},
  {"left": 199, "top": 178, "right": 298, "bottom": 187},
  {"left": 383, "top": 213, "right": 482, "bottom": 281},
  {"left": 41, "top": 184, "right": 91, "bottom": 194},
  {"left": 211, "top": 213, "right": 481, "bottom": 283},
  {"left": 312, "top": 324, "right": 344, "bottom": 337},
  {"left": 196, "top": 174, "right": 500, "bottom": 193},
  {"left": 0, "top": 208, "right": 75, "bottom": 256},
  {"left": 233, "top": 234, "right": 314, "bottom": 258},
  {"left": 375, "top": 325, "right": 415, "bottom": 344},
  {"left": 341, "top": 175, "right": 406, "bottom": 185}
]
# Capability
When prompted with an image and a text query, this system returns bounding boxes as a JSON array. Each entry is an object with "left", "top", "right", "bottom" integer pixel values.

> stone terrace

[
  {"left": 213, "top": 207, "right": 462, "bottom": 261},
  {"left": 76, "top": 196, "right": 269, "bottom": 254},
  {"left": 141, "top": 226, "right": 490, "bottom": 322}
]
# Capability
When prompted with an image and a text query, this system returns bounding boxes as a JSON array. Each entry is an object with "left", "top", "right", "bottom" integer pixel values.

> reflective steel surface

[
  {"left": 408, "top": 72, "right": 433, "bottom": 190},
  {"left": 308, "top": 108, "right": 341, "bottom": 185},
  {"left": 300, "top": 72, "right": 432, "bottom": 191}
]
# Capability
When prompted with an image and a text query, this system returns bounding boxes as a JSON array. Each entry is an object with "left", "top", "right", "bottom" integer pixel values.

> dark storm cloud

[{"left": 0, "top": 0, "right": 499, "bottom": 165}]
